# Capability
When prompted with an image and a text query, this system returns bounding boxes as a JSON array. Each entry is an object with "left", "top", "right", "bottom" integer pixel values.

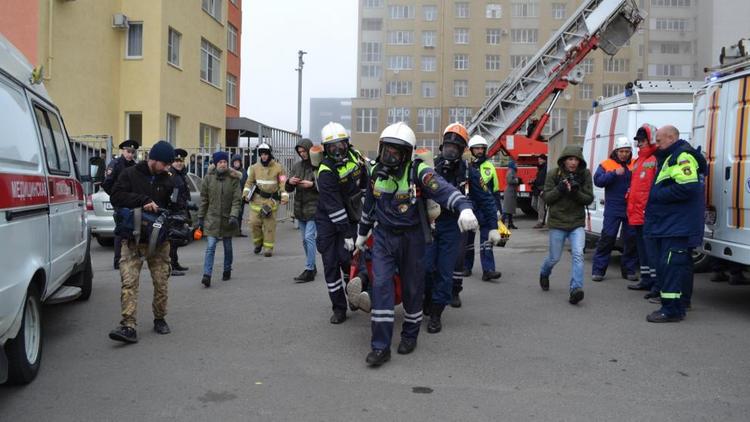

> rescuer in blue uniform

[
  {"left": 315, "top": 122, "right": 368, "bottom": 325},
  {"left": 423, "top": 125, "right": 500, "bottom": 333},
  {"left": 644, "top": 125, "right": 706, "bottom": 322},
  {"left": 463, "top": 134, "right": 503, "bottom": 283},
  {"left": 102, "top": 139, "right": 139, "bottom": 270},
  {"left": 356, "top": 122, "right": 479, "bottom": 367}
]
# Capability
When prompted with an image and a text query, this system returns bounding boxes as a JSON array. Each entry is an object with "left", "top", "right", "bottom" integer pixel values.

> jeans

[
  {"left": 540, "top": 227, "right": 585, "bottom": 292},
  {"left": 203, "top": 236, "right": 233, "bottom": 276},
  {"left": 298, "top": 219, "right": 317, "bottom": 270}
]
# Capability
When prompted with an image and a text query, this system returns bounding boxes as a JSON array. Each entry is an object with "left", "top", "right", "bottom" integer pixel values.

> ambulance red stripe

[{"left": 0, "top": 172, "right": 82, "bottom": 210}]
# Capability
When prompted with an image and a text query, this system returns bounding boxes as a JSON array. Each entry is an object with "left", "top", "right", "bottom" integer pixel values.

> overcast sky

[{"left": 240, "top": 0, "right": 358, "bottom": 138}]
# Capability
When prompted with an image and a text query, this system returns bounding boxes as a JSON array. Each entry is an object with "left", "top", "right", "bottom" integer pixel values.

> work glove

[
  {"left": 344, "top": 238, "right": 355, "bottom": 252},
  {"left": 197, "top": 218, "right": 204, "bottom": 230},
  {"left": 355, "top": 234, "right": 369, "bottom": 251},
  {"left": 229, "top": 216, "right": 239, "bottom": 228},
  {"left": 488, "top": 229, "right": 503, "bottom": 246},
  {"left": 569, "top": 179, "right": 581, "bottom": 192},
  {"left": 457, "top": 209, "right": 479, "bottom": 232},
  {"left": 556, "top": 180, "right": 569, "bottom": 193}
]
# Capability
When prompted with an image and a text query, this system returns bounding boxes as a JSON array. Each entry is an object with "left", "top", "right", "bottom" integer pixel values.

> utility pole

[{"left": 295, "top": 50, "right": 307, "bottom": 135}]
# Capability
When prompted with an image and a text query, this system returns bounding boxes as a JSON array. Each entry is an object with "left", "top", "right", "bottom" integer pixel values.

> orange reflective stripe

[
  {"left": 706, "top": 87, "right": 721, "bottom": 207},
  {"left": 599, "top": 159, "right": 620, "bottom": 172},
  {"left": 734, "top": 76, "right": 750, "bottom": 229}
]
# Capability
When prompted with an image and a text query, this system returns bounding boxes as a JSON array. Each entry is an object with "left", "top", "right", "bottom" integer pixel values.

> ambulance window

[
  {"left": 33, "top": 105, "right": 70, "bottom": 174},
  {"left": 46, "top": 111, "right": 71, "bottom": 173},
  {"left": 0, "top": 77, "right": 40, "bottom": 168}
]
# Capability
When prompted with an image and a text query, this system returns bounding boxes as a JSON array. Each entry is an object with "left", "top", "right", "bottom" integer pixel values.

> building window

[
  {"left": 387, "top": 55, "right": 413, "bottom": 70},
  {"left": 386, "top": 80, "right": 412, "bottom": 95},
  {"left": 166, "top": 114, "right": 178, "bottom": 145},
  {"left": 485, "top": 80, "right": 501, "bottom": 97},
  {"left": 362, "top": 18, "right": 383, "bottom": 31},
  {"left": 485, "top": 55, "right": 501, "bottom": 71},
  {"left": 422, "top": 31, "right": 436, "bottom": 48},
  {"left": 453, "top": 80, "right": 468, "bottom": 97},
  {"left": 167, "top": 27, "right": 180, "bottom": 66},
  {"left": 389, "top": 5, "right": 415, "bottom": 19},
  {"left": 416, "top": 138, "right": 438, "bottom": 154},
  {"left": 227, "top": 24, "right": 238, "bottom": 54},
  {"left": 486, "top": 29, "right": 501, "bottom": 45},
  {"left": 387, "top": 107, "right": 411, "bottom": 124},
  {"left": 573, "top": 110, "right": 592, "bottom": 137},
  {"left": 486, "top": 4, "right": 502, "bottom": 18},
  {"left": 510, "top": 55, "right": 531, "bottom": 69},
  {"left": 126, "top": 112, "right": 143, "bottom": 144},
  {"left": 604, "top": 58, "right": 630, "bottom": 72},
  {"left": 455, "top": 2, "right": 469, "bottom": 18},
  {"left": 511, "top": 28, "right": 538, "bottom": 44},
  {"left": 552, "top": 3, "right": 566, "bottom": 19},
  {"left": 199, "top": 123, "right": 219, "bottom": 150},
  {"left": 454, "top": 54, "right": 469, "bottom": 70},
  {"left": 417, "top": 108, "right": 441, "bottom": 133},
  {"left": 423, "top": 5, "right": 437, "bottom": 21},
  {"left": 364, "top": 0, "right": 384, "bottom": 8},
  {"left": 578, "top": 83, "right": 593, "bottom": 100},
  {"left": 603, "top": 83, "right": 625, "bottom": 97},
  {"left": 580, "top": 58, "right": 594, "bottom": 74},
  {"left": 388, "top": 30, "right": 414, "bottom": 45},
  {"left": 361, "top": 42, "right": 381, "bottom": 62},
  {"left": 361, "top": 64, "right": 382, "bottom": 78},
  {"left": 511, "top": 1, "right": 539, "bottom": 18},
  {"left": 359, "top": 88, "right": 381, "bottom": 99},
  {"left": 201, "top": 39, "right": 222, "bottom": 87},
  {"left": 202, "top": 0, "right": 222, "bottom": 20},
  {"left": 421, "top": 81, "right": 436, "bottom": 98},
  {"left": 651, "top": 0, "right": 691, "bottom": 7},
  {"left": 126, "top": 22, "right": 143, "bottom": 58},
  {"left": 449, "top": 107, "right": 472, "bottom": 125},
  {"left": 356, "top": 108, "right": 378, "bottom": 133},
  {"left": 454, "top": 28, "right": 469, "bottom": 44},
  {"left": 226, "top": 74, "right": 237, "bottom": 106},
  {"left": 542, "top": 109, "right": 566, "bottom": 135},
  {"left": 421, "top": 56, "right": 437, "bottom": 72},
  {"left": 654, "top": 18, "right": 690, "bottom": 32}
]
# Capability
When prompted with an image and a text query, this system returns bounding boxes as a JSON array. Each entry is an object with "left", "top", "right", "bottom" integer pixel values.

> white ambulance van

[
  {"left": 581, "top": 80, "right": 709, "bottom": 268},
  {"left": 696, "top": 40, "right": 750, "bottom": 265},
  {"left": 0, "top": 34, "right": 92, "bottom": 384}
]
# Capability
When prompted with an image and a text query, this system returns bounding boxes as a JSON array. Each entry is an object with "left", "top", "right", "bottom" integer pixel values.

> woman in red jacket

[{"left": 626, "top": 124, "right": 659, "bottom": 294}]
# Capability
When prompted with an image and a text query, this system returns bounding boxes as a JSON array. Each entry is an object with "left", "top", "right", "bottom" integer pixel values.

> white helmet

[
  {"left": 613, "top": 136, "right": 632, "bottom": 151},
  {"left": 379, "top": 122, "right": 416, "bottom": 149},
  {"left": 321, "top": 122, "right": 349, "bottom": 145},
  {"left": 468, "top": 135, "right": 489, "bottom": 149}
]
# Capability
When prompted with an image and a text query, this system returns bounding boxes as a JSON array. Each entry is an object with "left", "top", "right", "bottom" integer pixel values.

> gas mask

[
  {"left": 324, "top": 140, "right": 349, "bottom": 163},
  {"left": 377, "top": 144, "right": 407, "bottom": 179}
]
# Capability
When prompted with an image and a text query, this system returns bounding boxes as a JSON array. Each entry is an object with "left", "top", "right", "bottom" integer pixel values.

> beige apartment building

[
  {"left": 1, "top": 0, "right": 241, "bottom": 150},
  {"left": 351, "top": 0, "right": 740, "bottom": 156}
]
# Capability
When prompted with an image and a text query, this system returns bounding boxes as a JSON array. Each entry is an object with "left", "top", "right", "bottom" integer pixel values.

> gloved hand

[
  {"left": 197, "top": 218, "right": 204, "bottom": 230},
  {"left": 557, "top": 179, "right": 570, "bottom": 193},
  {"left": 488, "top": 229, "right": 503, "bottom": 246},
  {"left": 344, "top": 238, "right": 355, "bottom": 252},
  {"left": 457, "top": 209, "right": 479, "bottom": 232},
  {"left": 569, "top": 179, "right": 581, "bottom": 192},
  {"left": 355, "top": 234, "right": 369, "bottom": 251},
  {"left": 229, "top": 216, "right": 239, "bottom": 228}
]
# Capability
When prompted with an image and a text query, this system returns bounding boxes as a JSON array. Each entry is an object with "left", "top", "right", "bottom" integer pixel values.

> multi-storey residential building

[
  {"left": 309, "top": 98, "right": 353, "bottom": 142},
  {"left": 351, "top": 0, "right": 743, "bottom": 156},
  {"left": 1, "top": 0, "right": 242, "bottom": 150}
]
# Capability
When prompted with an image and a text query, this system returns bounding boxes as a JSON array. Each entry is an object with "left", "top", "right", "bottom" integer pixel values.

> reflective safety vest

[
  {"left": 317, "top": 150, "right": 364, "bottom": 183},
  {"left": 478, "top": 160, "right": 500, "bottom": 193}
]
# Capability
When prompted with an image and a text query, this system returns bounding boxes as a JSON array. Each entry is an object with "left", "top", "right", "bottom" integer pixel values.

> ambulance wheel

[
  {"left": 77, "top": 251, "right": 93, "bottom": 301},
  {"left": 5, "top": 286, "right": 42, "bottom": 385},
  {"left": 692, "top": 252, "right": 713, "bottom": 273}
]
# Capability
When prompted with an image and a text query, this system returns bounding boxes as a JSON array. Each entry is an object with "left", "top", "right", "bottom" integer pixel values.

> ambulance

[
  {"left": 695, "top": 40, "right": 750, "bottom": 265},
  {"left": 0, "top": 34, "right": 92, "bottom": 384}
]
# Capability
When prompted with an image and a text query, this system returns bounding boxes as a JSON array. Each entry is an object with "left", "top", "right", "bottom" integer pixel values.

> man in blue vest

[
  {"left": 356, "top": 122, "right": 479, "bottom": 367},
  {"left": 315, "top": 122, "right": 368, "bottom": 325},
  {"left": 644, "top": 125, "right": 706, "bottom": 322}
]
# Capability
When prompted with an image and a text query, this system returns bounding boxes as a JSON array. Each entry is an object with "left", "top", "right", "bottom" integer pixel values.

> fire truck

[{"left": 467, "top": 0, "right": 644, "bottom": 215}]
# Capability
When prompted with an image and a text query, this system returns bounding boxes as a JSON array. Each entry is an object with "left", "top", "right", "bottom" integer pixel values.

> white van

[
  {"left": 696, "top": 41, "right": 750, "bottom": 265},
  {"left": 581, "top": 81, "right": 707, "bottom": 266},
  {"left": 0, "top": 34, "right": 92, "bottom": 384}
]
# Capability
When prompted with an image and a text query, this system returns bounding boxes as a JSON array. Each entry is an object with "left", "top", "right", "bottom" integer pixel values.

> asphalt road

[{"left": 2, "top": 216, "right": 750, "bottom": 421}]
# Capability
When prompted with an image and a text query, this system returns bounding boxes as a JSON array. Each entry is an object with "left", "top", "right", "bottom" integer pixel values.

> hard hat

[
  {"left": 256, "top": 142, "right": 272, "bottom": 153},
  {"left": 468, "top": 135, "right": 489, "bottom": 149},
  {"left": 321, "top": 122, "right": 349, "bottom": 145},
  {"left": 613, "top": 136, "right": 632, "bottom": 151},
  {"left": 380, "top": 122, "right": 416, "bottom": 149},
  {"left": 443, "top": 122, "right": 469, "bottom": 146}
]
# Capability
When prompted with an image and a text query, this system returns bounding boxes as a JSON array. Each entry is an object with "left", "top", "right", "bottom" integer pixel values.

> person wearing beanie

[
  {"left": 197, "top": 152, "right": 243, "bottom": 287},
  {"left": 108, "top": 140, "right": 183, "bottom": 344},
  {"left": 231, "top": 154, "right": 249, "bottom": 237}
]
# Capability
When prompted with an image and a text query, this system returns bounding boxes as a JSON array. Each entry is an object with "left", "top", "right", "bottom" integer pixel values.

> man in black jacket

[
  {"left": 532, "top": 154, "right": 548, "bottom": 228},
  {"left": 108, "top": 141, "right": 177, "bottom": 344},
  {"left": 169, "top": 148, "right": 191, "bottom": 276}
]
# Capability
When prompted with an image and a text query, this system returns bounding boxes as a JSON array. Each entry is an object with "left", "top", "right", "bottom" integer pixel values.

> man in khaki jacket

[{"left": 243, "top": 143, "right": 288, "bottom": 257}]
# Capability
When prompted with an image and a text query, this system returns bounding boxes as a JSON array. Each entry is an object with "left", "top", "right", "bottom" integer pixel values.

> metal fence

[{"left": 70, "top": 135, "right": 113, "bottom": 195}]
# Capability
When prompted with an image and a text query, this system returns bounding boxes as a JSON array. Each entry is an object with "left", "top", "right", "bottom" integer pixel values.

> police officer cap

[
  {"left": 119, "top": 140, "right": 139, "bottom": 150},
  {"left": 174, "top": 148, "right": 188, "bottom": 160},
  {"left": 633, "top": 127, "right": 648, "bottom": 141}
]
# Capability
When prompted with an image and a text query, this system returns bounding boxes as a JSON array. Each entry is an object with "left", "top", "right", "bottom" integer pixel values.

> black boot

[
  {"left": 427, "top": 304, "right": 445, "bottom": 333},
  {"left": 109, "top": 326, "right": 137, "bottom": 343},
  {"left": 397, "top": 337, "right": 417, "bottom": 355},
  {"left": 366, "top": 349, "right": 391, "bottom": 367},
  {"left": 222, "top": 270, "right": 231, "bottom": 281},
  {"left": 201, "top": 274, "right": 211, "bottom": 288},
  {"left": 329, "top": 310, "right": 347, "bottom": 324},
  {"left": 173, "top": 262, "right": 189, "bottom": 271},
  {"left": 294, "top": 269, "right": 308, "bottom": 281},
  {"left": 450, "top": 288, "right": 462, "bottom": 308},
  {"left": 253, "top": 245, "right": 262, "bottom": 255},
  {"left": 481, "top": 271, "right": 502, "bottom": 281},
  {"left": 539, "top": 274, "right": 550, "bottom": 291},
  {"left": 153, "top": 319, "right": 171, "bottom": 334}
]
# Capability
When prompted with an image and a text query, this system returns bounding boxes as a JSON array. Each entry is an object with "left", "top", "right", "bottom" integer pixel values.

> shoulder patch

[
  {"left": 682, "top": 166, "right": 692, "bottom": 176},
  {"left": 678, "top": 159, "right": 690, "bottom": 166},
  {"left": 422, "top": 172, "right": 439, "bottom": 192},
  {"left": 484, "top": 168, "right": 491, "bottom": 176}
]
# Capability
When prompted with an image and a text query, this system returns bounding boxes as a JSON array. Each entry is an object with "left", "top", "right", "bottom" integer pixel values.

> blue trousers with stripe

[
  {"left": 653, "top": 236, "right": 692, "bottom": 317},
  {"left": 315, "top": 220, "right": 350, "bottom": 314},
  {"left": 464, "top": 225, "right": 496, "bottom": 272},
  {"left": 592, "top": 215, "right": 637, "bottom": 277},
  {"left": 635, "top": 225, "right": 658, "bottom": 288},
  {"left": 425, "top": 219, "right": 460, "bottom": 306},
  {"left": 371, "top": 226, "right": 426, "bottom": 351}
]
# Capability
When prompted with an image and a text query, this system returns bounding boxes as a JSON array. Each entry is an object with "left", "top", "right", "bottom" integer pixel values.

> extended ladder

[{"left": 467, "top": 0, "right": 644, "bottom": 157}]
